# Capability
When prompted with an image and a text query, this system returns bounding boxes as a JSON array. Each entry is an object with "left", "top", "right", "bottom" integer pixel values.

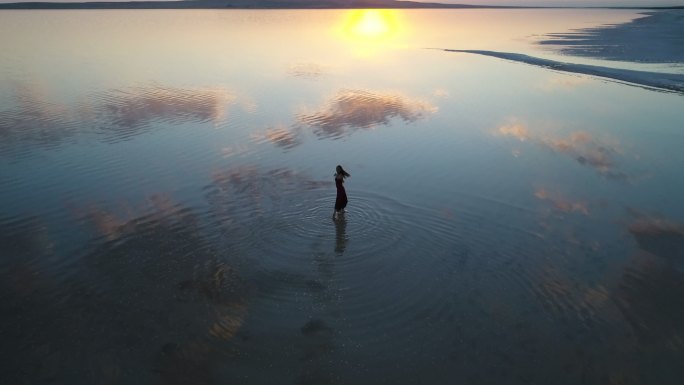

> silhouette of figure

[{"left": 333, "top": 165, "right": 350, "bottom": 220}]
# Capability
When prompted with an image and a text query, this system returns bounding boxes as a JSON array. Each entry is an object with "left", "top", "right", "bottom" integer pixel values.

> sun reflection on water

[
  {"left": 348, "top": 10, "right": 395, "bottom": 38},
  {"left": 338, "top": 10, "right": 405, "bottom": 55}
]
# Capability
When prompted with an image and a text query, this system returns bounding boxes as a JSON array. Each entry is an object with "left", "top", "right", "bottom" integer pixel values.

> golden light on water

[
  {"left": 348, "top": 10, "right": 395, "bottom": 39},
  {"left": 338, "top": 10, "right": 405, "bottom": 55}
]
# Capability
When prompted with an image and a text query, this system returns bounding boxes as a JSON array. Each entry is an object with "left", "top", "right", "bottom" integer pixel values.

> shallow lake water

[{"left": 1, "top": 9, "right": 684, "bottom": 385}]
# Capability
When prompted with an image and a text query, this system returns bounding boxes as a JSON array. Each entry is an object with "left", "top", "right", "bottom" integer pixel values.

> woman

[{"left": 333, "top": 165, "right": 350, "bottom": 219}]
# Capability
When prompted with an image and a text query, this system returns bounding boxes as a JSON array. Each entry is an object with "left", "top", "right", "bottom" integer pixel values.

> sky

[
  {"left": 0, "top": 0, "right": 682, "bottom": 6},
  {"left": 435, "top": 0, "right": 684, "bottom": 6}
]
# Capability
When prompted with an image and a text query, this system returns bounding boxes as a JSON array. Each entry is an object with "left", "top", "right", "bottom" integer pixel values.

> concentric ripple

[
  {"left": 243, "top": 188, "right": 466, "bottom": 340},
  {"left": 251, "top": 189, "right": 414, "bottom": 268},
  {"left": 238, "top": 187, "right": 565, "bottom": 357}
]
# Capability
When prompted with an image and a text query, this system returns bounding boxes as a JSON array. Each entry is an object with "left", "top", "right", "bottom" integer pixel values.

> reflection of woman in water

[
  {"left": 334, "top": 214, "right": 347, "bottom": 254},
  {"left": 333, "top": 165, "right": 350, "bottom": 220}
]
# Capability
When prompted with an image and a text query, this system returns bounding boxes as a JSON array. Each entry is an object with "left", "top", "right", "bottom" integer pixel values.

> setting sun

[
  {"left": 337, "top": 9, "right": 405, "bottom": 56},
  {"left": 352, "top": 10, "right": 392, "bottom": 38},
  {"left": 342, "top": 9, "right": 400, "bottom": 41}
]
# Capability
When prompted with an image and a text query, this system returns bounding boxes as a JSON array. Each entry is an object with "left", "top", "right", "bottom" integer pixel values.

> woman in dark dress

[{"left": 333, "top": 165, "right": 350, "bottom": 219}]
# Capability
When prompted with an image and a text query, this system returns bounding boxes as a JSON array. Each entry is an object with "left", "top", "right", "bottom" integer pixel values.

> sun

[
  {"left": 337, "top": 9, "right": 405, "bottom": 56},
  {"left": 342, "top": 10, "right": 400, "bottom": 41},
  {"left": 352, "top": 10, "right": 392, "bottom": 38}
]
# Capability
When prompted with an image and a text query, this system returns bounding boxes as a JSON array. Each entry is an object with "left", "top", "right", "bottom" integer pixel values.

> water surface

[{"left": 1, "top": 9, "right": 684, "bottom": 385}]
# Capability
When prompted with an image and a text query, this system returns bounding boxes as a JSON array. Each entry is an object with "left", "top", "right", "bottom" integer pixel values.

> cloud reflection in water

[
  {"left": 298, "top": 89, "right": 437, "bottom": 139},
  {"left": 1, "top": 197, "right": 250, "bottom": 385},
  {"left": 91, "top": 85, "right": 236, "bottom": 131},
  {"left": 287, "top": 62, "right": 330, "bottom": 80},
  {"left": 0, "top": 84, "right": 76, "bottom": 150},
  {"left": 250, "top": 125, "right": 301, "bottom": 150},
  {"left": 77, "top": 198, "right": 249, "bottom": 384},
  {"left": 208, "top": 166, "right": 330, "bottom": 211},
  {"left": 0, "top": 83, "right": 239, "bottom": 154},
  {"left": 497, "top": 121, "right": 632, "bottom": 181},
  {"left": 535, "top": 188, "right": 589, "bottom": 215},
  {"left": 628, "top": 211, "right": 684, "bottom": 265}
]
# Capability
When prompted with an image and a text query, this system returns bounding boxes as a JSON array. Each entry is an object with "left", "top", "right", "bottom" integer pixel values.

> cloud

[
  {"left": 72, "top": 193, "right": 192, "bottom": 241},
  {"left": 249, "top": 88, "right": 438, "bottom": 151},
  {"left": 0, "top": 83, "right": 238, "bottom": 154},
  {"left": 209, "top": 166, "right": 330, "bottom": 202},
  {"left": 90, "top": 85, "right": 235, "bottom": 131},
  {"left": 627, "top": 211, "right": 684, "bottom": 263},
  {"left": 206, "top": 165, "right": 330, "bottom": 217},
  {"left": 287, "top": 62, "right": 330, "bottom": 79},
  {"left": 497, "top": 121, "right": 631, "bottom": 181},
  {"left": 432, "top": 88, "right": 450, "bottom": 98},
  {"left": 0, "top": 84, "right": 77, "bottom": 151},
  {"left": 498, "top": 122, "right": 530, "bottom": 141},
  {"left": 221, "top": 144, "right": 251, "bottom": 159},
  {"left": 534, "top": 188, "right": 589, "bottom": 215},
  {"left": 297, "top": 89, "right": 437, "bottom": 139},
  {"left": 250, "top": 125, "right": 301, "bottom": 149}
]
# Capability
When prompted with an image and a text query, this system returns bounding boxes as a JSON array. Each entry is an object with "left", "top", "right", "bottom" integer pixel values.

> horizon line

[{"left": 1, "top": 1, "right": 683, "bottom": 10}]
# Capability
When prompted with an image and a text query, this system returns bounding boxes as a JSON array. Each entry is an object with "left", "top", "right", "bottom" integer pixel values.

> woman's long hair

[{"left": 336, "top": 165, "right": 350, "bottom": 178}]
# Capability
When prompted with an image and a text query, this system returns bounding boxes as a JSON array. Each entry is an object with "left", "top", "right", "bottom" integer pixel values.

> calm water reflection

[
  {"left": 298, "top": 89, "right": 437, "bottom": 139},
  {"left": 1, "top": 8, "right": 684, "bottom": 385}
]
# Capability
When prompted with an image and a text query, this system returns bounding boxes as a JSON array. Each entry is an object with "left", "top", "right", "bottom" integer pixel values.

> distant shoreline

[
  {"left": 0, "top": 2, "right": 517, "bottom": 10},
  {"left": 442, "top": 49, "right": 684, "bottom": 94},
  {"left": 1, "top": 1, "right": 683, "bottom": 10}
]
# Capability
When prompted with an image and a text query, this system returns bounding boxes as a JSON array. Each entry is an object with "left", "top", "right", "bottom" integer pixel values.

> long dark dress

[{"left": 334, "top": 176, "right": 347, "bottom": 212}]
